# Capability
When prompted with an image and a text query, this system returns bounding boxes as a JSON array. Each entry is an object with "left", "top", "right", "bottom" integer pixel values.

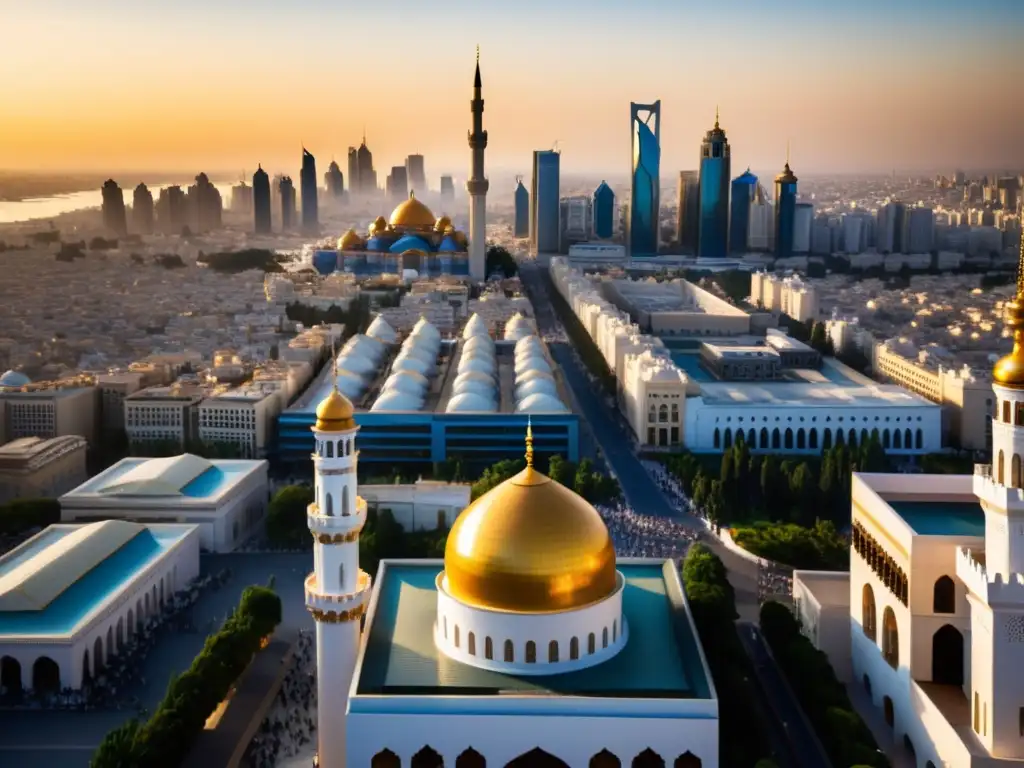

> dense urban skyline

[{"left": 2, "top": 0, "right": 1023, "bottom": 177}]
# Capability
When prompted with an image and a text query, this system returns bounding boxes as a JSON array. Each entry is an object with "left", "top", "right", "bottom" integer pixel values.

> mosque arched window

[
  {"left": 324, "top": 493, "right": 333, "bottom": 516},
  {"left": 326, "top": 441, "right": 334, "bottom": 458},
  {"left": 467, "top": 632, "right": 476, "bottom": 656},
  {"left": 713, "top": 428, "right": 720, "bottom": 449},
  {"left": 525, "top": 641, "right": 536, "bottom": 663},
  {"left": 1013, "top": 455, "right": 1021, "bottom": 488},
  {"left": 670, "top": 403, "right": 679, "bottom": 423},
  {"left": 504, "top": 639, "right": 514, "bottom": 663},
  {"left": 570, "top": 637, "right": 579, "bottom": 660},
  {"left": 613, "top": 620, "right": 618, "bottom": 643},
  {"left": 454, "top": 625, "right": 460, "bottom": 648},
  {"left": 484, "top": 637, "right": 493, "bottom": 660},
  {"left": 588, "top": 632, "right": 596, "bottom": 655},
  {"left": 658, "top": 404, "right": 668, "bottom": 423},
  {"left": 602, "top": 627, "right": 609, "bottom": 649},
  {"left": 548, "top": 640, "right": 559, "bottom": 663},
  {"left": 342, "top": 489, "right": 350, "bottom": 517},
  {"left": 999, "top": 450, "right": 1006, "bottom": 484},
  {"left": 1004, "top": 400, "right": 1012, "bottom": 423}
]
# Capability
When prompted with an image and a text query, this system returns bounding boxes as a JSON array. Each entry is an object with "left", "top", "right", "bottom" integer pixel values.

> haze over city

[{"left": 2, "top": 0, "right": 1024, "bottom": 177}]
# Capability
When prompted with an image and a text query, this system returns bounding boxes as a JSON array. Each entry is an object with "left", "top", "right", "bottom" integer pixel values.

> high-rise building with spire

[
  {"left": 357, "top": 135, "right": 376, "bottom": 194},
  {"left": 628, "top": 101, "right": 661, "bottom": 257},
  {"left": 253, "top": 166, "right": 272, "bottom": 234},
  {"left": 101, "top": 180, "right": 127, "bottom": 237},
  {"left": 325, "top": 161, "right": 344, "bottom": 199},
  {"left": 301, "top": 149, "right": 319, "bottom": 235},
  {"left": 132, "top": 183, "right": 154, "bottom": 235},
  {"left": 466, "top": 47, "right": 489, "bottom": 281},
  {"left": 774, "top": 156, "right": 798, "bottom": 259},
  {"left": 697, "top": 109, "right": 731, "bottom": 260}
]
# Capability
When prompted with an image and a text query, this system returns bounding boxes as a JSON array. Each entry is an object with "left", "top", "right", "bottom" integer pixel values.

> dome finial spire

[
  {"left": 331, "top": 340, "right": 340, "bottom": 393},
  {"left": 525, "top": 416, "right": 534, "bottom": 468}
]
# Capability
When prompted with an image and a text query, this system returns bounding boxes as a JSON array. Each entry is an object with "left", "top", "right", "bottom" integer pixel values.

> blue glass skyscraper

[
  {"left": 514, "top": 177, "right": 529, "bottom": 237},
  {"left": 729, "top": 169, "right": 758, "bottom": 254},
  {"left": 774, "top": 161, "right": 798, "bottom": 259},
  {"left": 593, "top": 181, "right": 615, "bottom": 239},
  {"left": 697, "top": 110, "right": 731, "bottom": 260},
  {"left": 252, "top": 165, "right": 271, "bottom": 234},
  {"left": 628, "top": 101, "right": 661, "bottom": 256},
  {"left": 531, "top": 150, "right": 560, "bottom": 254}
]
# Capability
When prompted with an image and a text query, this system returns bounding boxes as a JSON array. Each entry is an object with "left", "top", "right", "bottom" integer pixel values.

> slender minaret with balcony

[
  {"left": 961, "top": 231, "right": 1024, "bottom": 758},
  {"left": 306, "top": 379, "right": 371, "bottom": 768},
  {"left": 467, "top": 46, "right": 488, "bottom": 281}
]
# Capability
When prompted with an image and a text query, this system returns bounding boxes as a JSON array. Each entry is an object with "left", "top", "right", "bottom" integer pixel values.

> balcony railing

[
  {"left": 304, "top": 570, "right": 371, "bottom": 604},
  {"left": 975, "top": 463, "right": 992, "bottom": 478}
]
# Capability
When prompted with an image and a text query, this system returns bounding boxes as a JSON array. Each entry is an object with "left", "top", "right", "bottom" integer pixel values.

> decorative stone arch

[
  {"left": 674, "top": 753, "right": 702, "bottom": 768},
  {"left": 915, "top": 428, "right": 923, "bottom": 449},
  {"left": 882, "top": 607, "right": 899, "bottom": 669},
  {"left": 760, "top": 427, "right": 769, "bottom": 448},
  {"left": 772, "top": 427, "right": 781, "bottom": 449},
  {"left": 412, "top": 746, "right": 444, "bottom": 768},
  {"left": 723, "top": 428, "right": 732, "bottom": 449},
  {"left": 747, "top": 428, "right": 756, "bottom": 446},
  {"left": 822, "top": 429, "right": 832, "bottom": 449},
  {"left": 0, "top": 656, "right": 22, "bottom": 692},
  {"left": 32, "top": 656, "right": 59, "bottom": 693},
  {"left": 526, "top": 640, "right": 537, "bottom": 663},
  {"left": 848, "top": 428, "right": 857, "bottom": 447},
  {"left": 632, "top": 748, "right": 666, "bottom": 768},
  {"left": 835, "top": 428, "right": 845, "bottom": 446},
  {"left": 932, "top": 624, "right": 964, "bottom": 686},
  {"left": 784, "top": 427, "right": 793, "bottom": 449},
  {"left": 371, "top": 749, "right": 401, "bottom": 768},
  {"left": 862, "top": 584, "right": 877, "bottom": 640},
  {"left": 456, "top": 748, "right": 486, "bottom": 768},
  {"left": 860, "top": 428, "right": 869, "bottom": 446},
  {"left": 894, "top": 429, "right": 902, "bottom": 449},
  {"left": 809, "top": 428, "right": 818, "bottom": 449},
  {"left": 797, "top": 428, "right": 806, "bottom": 449},
  {"left": 590, "top": 749, "right": 621, "bottom": 768},
  {"left": 904, "top": 428, "right": 913, "bottom": 449},
  {"left": 713, "top": 428, "right": 720, "bottom": 449}
]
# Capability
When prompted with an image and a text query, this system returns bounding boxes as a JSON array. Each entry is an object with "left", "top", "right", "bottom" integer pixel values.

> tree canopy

[{"left": 485, "top": 245, "right": 517, "bottom": 278}]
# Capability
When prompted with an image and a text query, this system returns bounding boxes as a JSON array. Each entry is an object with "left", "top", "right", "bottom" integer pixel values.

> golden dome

[
  {"left": 994, "top": 298, "right": 1024, "bottom": 388},
  {"left": 443, "top": 428, "right": 616, "bottom": 613},
  {"left": 338, "top": 229, "right": 362, "bottom": 250},
  {"left": 389, "top": 192, "right": 436, "bottom": 231},
  {"left": 314, "top": 388, "right": 355, "bottom": 432},
  {"left": 434, "top": 215, "right": 452, "bottom": 233},
  {"left": 369, "top": 216, "right": 389, "bottom": 235}
]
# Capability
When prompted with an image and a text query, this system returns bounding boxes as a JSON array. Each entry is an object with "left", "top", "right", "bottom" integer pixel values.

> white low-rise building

[
  {"left": 358, "top": 480, "right": 470, "bottom": 531},
  {"left": 749, "top": 272, "right": 820, "bottom": 323},
  {"left": 59, "top": 453, "right": 268, "bottom": 552},
  {"left": 0, "top": 520, "right": 200, "bottom": 692}
]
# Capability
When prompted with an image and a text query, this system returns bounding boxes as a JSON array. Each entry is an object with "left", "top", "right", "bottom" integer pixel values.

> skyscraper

[
  {"left": 279, "top": 176, "right": 297, "bottom": 231},
  {"left": 729, "top": 169, "right": 758, "bottom": 254},
  {"left": 101, "top": 180, "right": 127, "bottom": 236},
  {"left": 156, "top": 185, "right": 185, "bottom": 234},
  {"left": 676, "top": 171, "right": 700, "bottom": 252},
  {"left": 387, "top": 166, "right": 408, "bottom": 204},
  {"left": 877, "top": 200, "right": 906, "bottom": 254},
  {"left": 439, "top": 175, "right": 454, "bottom": 202},
  {"left": 774, "top": 160, "right": 798, "bottom": 259},
  {"left": 325, "top": 161, "right": 344, "bottom": 199},
  {"left": 406, "top": 154, "right": 426, "bottom": 194},
  {"left": 628, "top": 101, "right": 661, "bottom": 257},
  {"left": 793, "top": 202, "right": 813, "bottom": 255},
  {"left": 514, "top": 177, "right": 529, "bottom": 238},
  {"left": 231, "top": 181, "right": 253, "bottom": 214},
  {"left": 300, "top": 149, "right": 319, "bottom": 235},
  {"left": 560, "top": 196, "right": 593, "bottom": 252},
  {"left": 531, "top": 150, "right": 560, "bottom": 254},
  {"left": 253, "top": 166, "right": 272, "bottom": 235},
  {"left": 186, "top": 173, "right": 222, "bottom": 233},
  {"left": 357, "top": 138, "right": 375, "bottom": 194},
  {"left": 697, "top": 109, "right": 731, "bottom": 260},
  {"left": 906, "top": 207, "right": 936, "bottom": 253},
  {"left": 132, "top": 183, "right": 154, "bottom": 235},
  {"left": 347, "top": 149, "right": 359, "bottom": 195},
  {"left": 466, "top": 47, "right": 489, "bottom": 281},
  {"left": 593, "top": 181, "right": 615, "bottom": 240}
]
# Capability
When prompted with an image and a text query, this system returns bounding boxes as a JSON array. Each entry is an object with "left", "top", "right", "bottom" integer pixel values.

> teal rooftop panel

[{"left": 356, "top": 561, "right": 710, "bottom": 699}]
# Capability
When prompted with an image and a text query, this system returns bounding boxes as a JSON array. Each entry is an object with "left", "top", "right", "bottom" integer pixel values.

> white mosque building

[
  {"left": 304, "top": 386, "right": 719, "bottom": 767},
  {"left": 794, "top": 247, "right": 1024, "bottom": 768}
]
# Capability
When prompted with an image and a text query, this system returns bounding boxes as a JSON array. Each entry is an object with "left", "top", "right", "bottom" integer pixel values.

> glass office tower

[
  {"left": 697, "top": 111, "right": 731, "bottom": 259},
  {"left": 628, "top": 101, "right": 661, "bottom": 256},
  {"left": 729, "top": 169, "right": 758, "bottom": 254},
  {"left": 514, "top": 177, "right": 529, "bottom": 237},
  {"left": 530, "top": 150, "right": 560, "bottom": 254},
  {"left": 593, "top": 181, "right": 615, "bottom": 239},
  {"left": 253, "top": 165, "right": 272, "bottom": 234},
  {"left": 300, "top": 148, "right": 319, "bottom": 234},
  {"left": 774, "top": 162, "right": 798, "bottom": 259},
  {"left": 676, "top": 171, "right": 700, "bottom": 252}
]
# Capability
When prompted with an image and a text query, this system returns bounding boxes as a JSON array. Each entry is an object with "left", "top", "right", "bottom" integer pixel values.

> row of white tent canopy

[{"left": 372, "top": 317, "right": 442, "bottom": 412}]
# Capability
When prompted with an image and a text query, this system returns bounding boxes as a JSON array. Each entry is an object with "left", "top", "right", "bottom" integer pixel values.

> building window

[
  {"left": 570, "top": 636, "right": 579, "bottom": 660},
  {"left": 467, "top": 632, "right": 476, "bottom": 656},
  {"left": 882, "top": 607, "right": 899, "bottom": 669},
  {"left": 485, "top": 637, "right": 493, "bottom": 660},
  {"left": 504, "top": 639, "right": 514, "bottom": 663},
  {"left": 525, "top": 641, "right": 536, "bottom": 663},
  {"left": 588, "top": 632, "right": 596, "bottom": 655},
  {"left": 974, "top": 692, "right": 980, "bottom": 732},
  {"left": 933, "top": 576, "right": 955, "bottom": 614},
  {"left": 862, "top": 584, "right": 877, "bottom": 640}
]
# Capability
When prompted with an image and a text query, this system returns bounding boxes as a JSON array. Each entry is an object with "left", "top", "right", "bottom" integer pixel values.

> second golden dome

[
  {"left": 443, "top": 465, "right": 617, "bottom": 613},
  {"left": 315, "top": 388, "right": 356, "bottom": 432}
]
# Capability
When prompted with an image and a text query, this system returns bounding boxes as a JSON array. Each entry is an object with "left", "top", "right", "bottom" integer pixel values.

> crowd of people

[
  {"left": 596, "top": 500, "right": 699, "bottom": 561},
  {"left": 758, "top": 564, "right": 794, "bottom": 603},
  {"left": 0, "top": 568, "right": 232, "bottom": 711},
  {"left": 244, "top": 630, "right": 317, "bottom": 768}
]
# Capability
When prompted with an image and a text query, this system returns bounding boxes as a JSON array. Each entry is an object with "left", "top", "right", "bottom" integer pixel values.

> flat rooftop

[
  {"left": 67, "top": 455, "right": 260, "bottom": 500},
  {"left": 697, "top": 381, "right": 934, "bottom": 407},
  {"left": 0, "top": 523, "right": 192, "bottom": 637},
  {"left": 355, "top": 560, "right": 711, "bottom": 700},
  {"left": 888, "top": 499, "right": 986, "bottom": 537}
]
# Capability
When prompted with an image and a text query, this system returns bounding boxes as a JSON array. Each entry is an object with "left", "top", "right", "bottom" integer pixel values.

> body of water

[{"left": 0, "top": 182, "right": 235, "bottom": 225}]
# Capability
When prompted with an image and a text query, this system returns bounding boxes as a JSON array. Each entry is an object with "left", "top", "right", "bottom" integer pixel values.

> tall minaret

[
  {"left": 467, "top": 46, "right": 488, "bottom": 281},
  {"left": 306, "top": 379, "right": 371, "bottom": 768}
]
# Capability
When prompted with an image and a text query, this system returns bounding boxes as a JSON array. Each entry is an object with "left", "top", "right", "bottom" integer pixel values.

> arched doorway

[
  {"left": 1, "top": 656, "right": 22, "bottom": 693},
  {"left": 506, "top": 748, "right": 570, "bottom": 768},
  {"left": 632, "top": 749, "right": 666, "bottom": 768},
  {"left": 932, "top": 624, "right": 964, "bottom": 686},
  {"left": 883, "top": 695, "right": 895, "bottom": 727},
  {"left": 590, "top": 749, "right": 621, "bottom": 768},
  {"left": 456, "top": 748, "right": 485, "bottom": 768},
  {"left": 411, "top": 746, "right": 444, "bottom": 768},
  {"left": 32, "top": 657, "right": 59, "bottom": 693},
  {"left": 371, "top": 749, "right": 401, "bottom": 768}
]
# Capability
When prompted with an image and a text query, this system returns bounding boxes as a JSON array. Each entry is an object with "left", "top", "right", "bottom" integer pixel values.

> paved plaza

[{"left": 0, "top": 552, "right": 313, "bottom": 768}]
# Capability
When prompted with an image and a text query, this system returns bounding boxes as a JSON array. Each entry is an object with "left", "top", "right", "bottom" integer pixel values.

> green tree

[
  {"left": 265, "top": 485, "right": 313, "bottom": 548},
  {"left": 485, "top": 245, "right": 518, "bottom": 278},
  {"left": 547, "top": 454, "right": 570, "bottom": 485},
  {"left": 574, "top": 458, "right": 597, "bottom": 500}
]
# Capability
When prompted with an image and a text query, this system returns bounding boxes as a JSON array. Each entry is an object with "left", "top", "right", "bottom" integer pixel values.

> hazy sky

[{"left": 2, "top": 0, "right": 1023, "bottom": 180}]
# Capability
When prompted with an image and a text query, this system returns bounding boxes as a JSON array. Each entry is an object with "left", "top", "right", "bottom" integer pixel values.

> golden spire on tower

[
  {"left": 993, "top": 234, "right": 1024, "bottom": 388},
  {"left": 714, "top": 105, "right": 720, "bottom": 129},
  {"left": 525, "top": 416, "right": 534, "bottom": 468}
]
